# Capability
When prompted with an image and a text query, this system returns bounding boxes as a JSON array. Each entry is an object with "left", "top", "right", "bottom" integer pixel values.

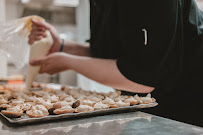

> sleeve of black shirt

[{"left": 116, "top": 0, "right": 181, "bottom": 88}]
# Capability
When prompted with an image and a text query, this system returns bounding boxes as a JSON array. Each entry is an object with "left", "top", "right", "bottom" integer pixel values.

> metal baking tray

[{"left": 0, "top": 102, "right": 158, "bottom": 124}]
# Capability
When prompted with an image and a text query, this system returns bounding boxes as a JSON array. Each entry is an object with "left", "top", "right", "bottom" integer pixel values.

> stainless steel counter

[{"left": 0, "top": 111, "right": 202, "bottom": 135}]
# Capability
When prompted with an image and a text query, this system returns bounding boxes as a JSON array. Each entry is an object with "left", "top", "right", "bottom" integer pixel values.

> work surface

[{"left": 0, "top": 111, "right": 202, "bottom": 135}]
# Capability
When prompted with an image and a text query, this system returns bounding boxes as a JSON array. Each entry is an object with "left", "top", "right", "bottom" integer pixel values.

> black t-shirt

[
  {"left": 89, "top": 0, "right": 203, "bottom": 93},
  {"left": 89, "top": 0, "right": 203, "bottom": 126}
]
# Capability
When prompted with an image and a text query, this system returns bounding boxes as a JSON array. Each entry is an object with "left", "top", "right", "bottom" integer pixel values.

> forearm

[
  {"left": 63, "top": 40, "right": 91, "bottom": 57},
  {"left": 68, "top": 55, "right": 154, "bottom": 93}
]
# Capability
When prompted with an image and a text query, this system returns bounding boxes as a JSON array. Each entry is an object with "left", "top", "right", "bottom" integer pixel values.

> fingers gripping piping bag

[
  {"left": 0, "top": 16, "right": 52, "bottom": 91},
  {"left": 25, "top": 16, "right": 53, "bottom": 92}
]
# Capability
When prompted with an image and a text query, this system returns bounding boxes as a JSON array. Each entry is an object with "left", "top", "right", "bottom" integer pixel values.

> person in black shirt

[{"left": 28, "top": 0, "right": 203, "bottom": 127}]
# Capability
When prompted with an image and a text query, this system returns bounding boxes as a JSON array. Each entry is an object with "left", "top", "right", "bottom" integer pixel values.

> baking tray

[{"left": 0, "top": 102, "right": 158, "bottom": 124}]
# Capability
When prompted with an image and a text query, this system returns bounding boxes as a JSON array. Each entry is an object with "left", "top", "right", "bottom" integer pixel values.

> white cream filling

[
  {"left": 102, "top": 97, "right": 115, "bottom": 105},
  {"left": 82, "top": 100, "right": 95, "bottom": 106},
  {"left": 0, "top": 98, "right": 8, "bottom": 104},
  {"left": 30, "top": 105, "right": 48, "bottom": 116},
  {"left": 116, "top": 100, "right": 130, "bottom": 107},
  {"left": 64, "top": 96, "right": 74, "bottom": 102},
  {"left": 57, "top": 106, "right": 73, "bottom": 111},
  {"left": 94, "top": 102, "right": 109, "bottom": 110},
  {"left": 7, "top": 106, "right": 21, "bottom": 112},
  {"left": 140, "top": 97, "right": 153, "bottom": 103},
  {"left": 124, "top": 97, "right": 138, "bottom": 103},
  {"left": 77, "top": 105, "right": 93, "bottom": 112},
  {"left": 11, "top": 98, "right": 25, "bottom": 105}
]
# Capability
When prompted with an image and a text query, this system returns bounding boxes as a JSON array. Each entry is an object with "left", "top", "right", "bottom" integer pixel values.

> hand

[
  {"left": 28, "top": 19, "right": 62, "bottom": 53},
  {"left": 30, "top": 53, "right": 71, "bottom": 75}
]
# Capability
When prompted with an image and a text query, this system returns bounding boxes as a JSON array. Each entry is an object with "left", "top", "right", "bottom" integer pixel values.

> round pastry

[
  {"left": 72, "top": 93, "right": 85, "bottom": 100},
  {"left": 93, "top": 102, "right": 109, "bottom": 110},
  {"left": 137, "top": 93, "right": 156, "bottom": 104},
  {"left": 124, "top": 96, "right": 139, "bottom": 105},
  {"left": 3, "top": 92, "right": 13, "bottom": 100},
  {"left": 32, "top": 91, "right": 47, "bottom": 97},
  {"left": 10, "top": 98, "right": 25, "bottom": 105},
  {"left": 107, "top": 91, "right": 121, "bottom": 99},
  {"left": 102, "top": 97, "right": 116, "bottom": 108},
  {"left": 42, "top": 100, "right": 53, "bottom": 110},
  {"left": 0, "top": 104, "right": 10, "bottom": 110},
  {"left": 75, "top": 95, "right": 86, "bottom": 100},
  {"left": 19, "top": 92, "right": 34, "bottom": 102},
  {"left": 0, "top": 95, "right": 8, "bottom": 105},
  {"left": 81, "top": 100, "right": 95, "bottom": 107},
  {"left": 43, "top": 94, "right": 59, "bottom": 103},
  {"left": 21, "top": 102, "right": 34, "bottom": 112},
  {"left": 95, "top": 94, "right": 105, "bottom": 100},
  {"left": 64, "top": 96, "right": 75, "bottom": 102},
  {"left": 114, "top": 96, "right": 124, "bottom": 102},
  {"left": 139, "top": 97, "right": 156, "bottom": 104},
  {"left": 68, "top": 89, "right": 81, "bottom": 98},
  {"left": 57, "top": 92, "right": 69, "bottom": 100},
  {"left": 102, "top": 97, "right": 115, "bottom": 104},
  {"left": 33, "top": 97, "right": 46, "bottom": 104},
  {"left": 114, "top": 100, "right": 130, "bottom": 108},
  {"left": 53, "top": 106, "right": 75, "bottom": 114},
  {"left": 146, "top": 93, "right": 151, "bottom": 97},
  {"left": 26, "top": 105, "right": 49, "bottom": 118},
  {"left": 83, "top": 91, "right": 94, "bottom": 96},
  {"left": 98, "top": 92, "right": 108, "bottom": 97},
  {"left": 134, "top": 94, "right": 140, "bottom": 100},
  {"left": 10, "top": 92, "right": 19, "bottom": 99},
  {"left": 53, "top": 101, "right": 62, "bottom": 109},
  {"left": 66, "top": 101, "right": 74, "bottom": 107},
  {"left": 1, "top": 106, "right": 23, "bottom": 118},
  {"left": 75, "top": 105, "right": 94, "bottom": 113},
  {"left": 53, "top": 101, "right": 70, "bottom": 109},
  {"left": 33, "top": 97, "right": 53, "bottom": 110},
  {"left": 86, "top": 95, "right": 102, "bottom": 102}
]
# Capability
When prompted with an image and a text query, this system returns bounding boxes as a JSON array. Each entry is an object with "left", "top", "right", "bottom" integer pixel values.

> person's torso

[{"left": 89, "top": 0, "right": 203, "bottom": 95}]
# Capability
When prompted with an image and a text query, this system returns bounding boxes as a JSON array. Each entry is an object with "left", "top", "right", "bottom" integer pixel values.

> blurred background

[
  {"left": 0, "top": 0, "right": 203, "bottom": 92},
  {"left": 0, "top": 0, "right": 114, "bottom": 93}
]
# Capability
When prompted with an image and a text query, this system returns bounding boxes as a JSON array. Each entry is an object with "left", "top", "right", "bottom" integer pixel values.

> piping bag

[{"left": 24, "top": 16, "right": 53, "bottom": 92}]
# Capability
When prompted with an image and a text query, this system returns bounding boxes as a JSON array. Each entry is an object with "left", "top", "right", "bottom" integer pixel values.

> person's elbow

[
  {"left": 118, "top": 84, "right": 155, "bottom": 93},
  {"left": 142, "top": 86, "right": 155, "bottom": 93},
  {"left": 109, "top": 80, "right": 155, "bottom": 93}
]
